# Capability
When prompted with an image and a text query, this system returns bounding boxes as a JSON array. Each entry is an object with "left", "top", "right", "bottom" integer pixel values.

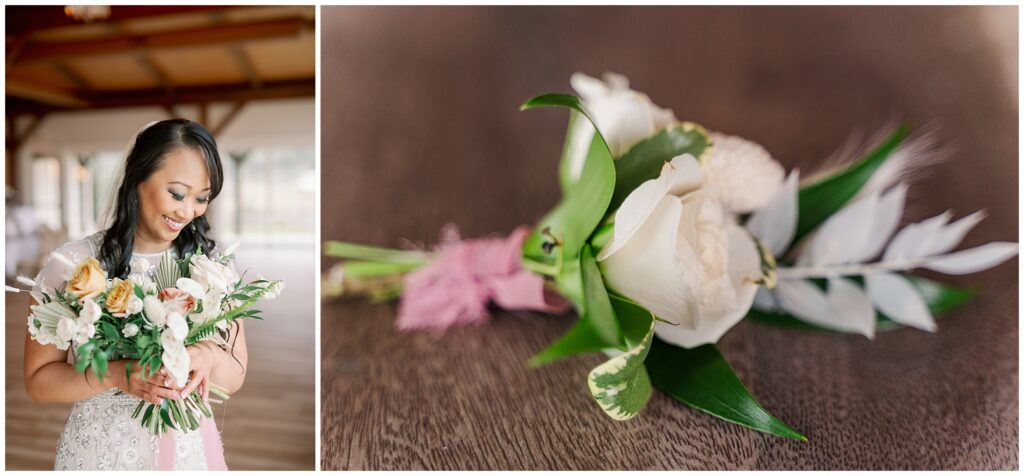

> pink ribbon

[
  {"left": 396, "top": 226, "right": 570, "bottom": 331},
  {"left": 156, "top": 414, "right": 227, "bottom": 470}
]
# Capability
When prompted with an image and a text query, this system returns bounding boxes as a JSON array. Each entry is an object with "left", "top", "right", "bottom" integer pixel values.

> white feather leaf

[
  {"left": 774, "top": 278, "right": 875, "bottom": 338},
  {"left": 746, "top": 170, "right": 799, "bottom": 257},
  {"left": 923, "top": 210, "right": 987, "bottom": 257},
  {"left": 851, "top": 184, "right": 908, "bottom": 263},
  {"left": 865, "top": 272, "right": 935, "bottom": 331},
  {"left": 802, "top": 192, "right": 880, "bottom": 266},
  {"left": 921, "top": 242, "right": 1019, "bottom": 275},
  {"left": 882, "top": 211, "right": 952, "bottom": 262}
]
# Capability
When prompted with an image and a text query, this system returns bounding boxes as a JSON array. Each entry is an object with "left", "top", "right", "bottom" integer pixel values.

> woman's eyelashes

[{"left": 168, "top": 190, "right": 211, "bottom": 204}]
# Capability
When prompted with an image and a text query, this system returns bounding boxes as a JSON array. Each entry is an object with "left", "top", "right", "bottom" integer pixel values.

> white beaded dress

[{"left": 32, "top": 232, "right": 220, "bottom": 471}]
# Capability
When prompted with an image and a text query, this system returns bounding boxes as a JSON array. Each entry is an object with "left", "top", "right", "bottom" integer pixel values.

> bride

[{"left": 23, "top": 119, "right": 245, "bottom": 470}]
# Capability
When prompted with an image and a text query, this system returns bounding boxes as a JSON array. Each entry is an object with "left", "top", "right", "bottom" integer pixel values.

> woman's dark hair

[{"left": 99, "top": 119, "right": 224, "bottom": 278}]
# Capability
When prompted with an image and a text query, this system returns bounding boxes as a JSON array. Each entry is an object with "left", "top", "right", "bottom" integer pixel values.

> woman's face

[{"left": 135, "top": 147, "right": 212, "bottom": 249}]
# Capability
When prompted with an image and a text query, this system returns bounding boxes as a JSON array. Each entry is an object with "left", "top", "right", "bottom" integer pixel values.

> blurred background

[
  {"left": 320, "top": 6, "right": 1017, "bottom": 470},
  {"left": 5, "top": 5, "right": 315, "bottom": 470}
]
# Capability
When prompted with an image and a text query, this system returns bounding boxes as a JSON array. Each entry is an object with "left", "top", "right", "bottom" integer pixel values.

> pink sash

[{"left": 156, "top": 416, "right": 227, "bottom": 470}]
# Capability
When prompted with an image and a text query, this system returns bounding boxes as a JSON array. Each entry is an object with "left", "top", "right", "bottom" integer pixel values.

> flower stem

[{"left": 776, "top": 259, "right": 924, "bottom": 279}]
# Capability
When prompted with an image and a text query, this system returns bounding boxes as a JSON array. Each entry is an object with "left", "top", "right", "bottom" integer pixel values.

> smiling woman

[{"left": 21, "top": 119, "right": 244, "bottom": 470}]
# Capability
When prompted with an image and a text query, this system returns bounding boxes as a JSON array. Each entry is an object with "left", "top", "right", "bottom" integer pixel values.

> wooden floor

[
  {"left": 6, "top": 243, "right": 316, "bottom": 470},
  {"left": 319, "top": 6, "right": 1017, "bottom": 470}
]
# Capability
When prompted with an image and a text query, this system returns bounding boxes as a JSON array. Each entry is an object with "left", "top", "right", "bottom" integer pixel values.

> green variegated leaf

[
  {"left": 610, "top": 122, "right": 712, "bottom": 212},
  {"left": 155, "top": 250, "right": 182, "bottom": 291},
  {"left": 794, "top": 125, "right": 908, "bottom": 245},
  {"left": 521, "top": 94, "right": 615, "bottom": 271},
  {"left": 588, "top": 308, "right": 655, "bottom": 420},
  {"left": 748, "top": 275, "right": 975, "bottom": 332},
  {"left": 529, "top": 245, "right": 622, "bottom": 366}
]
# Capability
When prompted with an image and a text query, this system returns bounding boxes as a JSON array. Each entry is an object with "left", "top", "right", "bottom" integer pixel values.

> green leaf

[
  {"left": 341, "top": 260, "right": 422, "bottom": 279},
  {"left": 322, "top": 241, "right": 429, "bottom": 264},
  {"left": 610, "top": 122, "right": 712, "bottom": 212},
  {"left": 159, "top": 406, "right": 177, "bottom": 430},
  {"left": 521, "top": 94, "right": 615, "bottom": 272},
  {"left": 558, "top": 110, "right": 580, "bottom": 193},
  {"left": 93, "top": 350, "right": 108, "bottom": 381},
  {"left": 609, "top": 294, "right": 654, "bottom": 348},
  {"left": 794, "top": 125, "right": 908, "bottom": 245},
  {"left": 645, "top": 338, "right": 806, "bottom": 440},
  {"left": 748, "top": 275, "right": 975, "bottom": 332},
  {"left": 529, "top": 245, "right": 623, "bottom": 366},
  {"left": 588, "top": 310, "right": 655, "bottom": 420}
]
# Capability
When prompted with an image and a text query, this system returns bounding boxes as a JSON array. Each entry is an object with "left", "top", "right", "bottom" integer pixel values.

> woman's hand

[
  {"left": 111, "top": 360, "right": 181, "bottom": 405},
  {"left": 179, "top": 343, "right": 220, "bottom": 402}
]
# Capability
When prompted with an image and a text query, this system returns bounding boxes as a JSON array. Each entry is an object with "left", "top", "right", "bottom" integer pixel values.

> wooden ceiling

[{"left": 5, "top": 6, "right": 316, "bottom": 115}]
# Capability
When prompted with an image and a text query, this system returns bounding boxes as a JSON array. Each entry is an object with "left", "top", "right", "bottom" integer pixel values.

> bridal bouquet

[
  {"left": 324, "top": 72, "right": 1017, "bottom": 439},
  {"left": 14, "top": 247, "right": 283, "bottom": 436}
]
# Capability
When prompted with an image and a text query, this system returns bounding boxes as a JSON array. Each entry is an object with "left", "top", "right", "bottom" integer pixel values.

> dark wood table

[{"left": 320, "top": 6, "right": 1018, "bottom": 470}]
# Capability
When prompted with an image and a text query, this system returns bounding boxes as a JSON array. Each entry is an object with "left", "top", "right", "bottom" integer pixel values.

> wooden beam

[
  {"left": 15, "top": 17, "right": 315, "bottom": 65},
  {"left": 231, "top": 45, "right": 262, "bottom": 89},
  {"left": 211, "top": 101, "right": 247, "bottom": 137},
  {"left": 52, "top": 63, "right": 92, "bottom": 92},
  {"left": 198, "top": 103, "right": 209, "bottom": 129},
  {"left": 5, "top": 77, "right": 88, "bottom": 108},
  {"left": 5, "top": 6, "right": 236, "bottom": 35},
  {"left": 6, "top": 113, "right": 46, "bottom": 156},
  {"left": 6, "top": 78, "right": 313, "bottom": 115},
  {"left": 137, "top": 53, "right": 174, "bottom": 92}
]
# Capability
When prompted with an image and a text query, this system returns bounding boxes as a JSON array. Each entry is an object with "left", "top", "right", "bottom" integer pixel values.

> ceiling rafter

[{"left": 13, "top": 16, "right": 315, "bottom": 66}]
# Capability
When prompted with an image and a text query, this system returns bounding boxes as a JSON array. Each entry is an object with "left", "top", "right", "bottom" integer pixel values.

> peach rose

[
  {"left": 67, "top": 257, "right": 107, "bottom": 302},
  {"left": 104, "top": 278, "right": 134, "bottom": 315},
  {"left": 158, "top": 288, "right": 196, "bottom": 315}
]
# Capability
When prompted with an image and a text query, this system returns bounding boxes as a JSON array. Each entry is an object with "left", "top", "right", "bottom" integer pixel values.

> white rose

[
  {"left": 700, "top": 132, "right": 785, "bottom": 214},
  {"left": 597, "top": 154, "right": 764, "bottom": 348},
  {"left": 567, "top": 72, "right": 677, "bottom": 182},
  {"left": 143, "top": 295, "right": 167, "bottom": 326},
  {"left": 74, "top": 322, "right": 96, "bottom": 344},
  {"left": 123, "top": 323, "right": 139, "bottom": 338},
  {"left": 129, "top": 273, "right": 158, "bottom": 295},
  {"left": 165, "top": 312, "right": 189, "bottom": 343},
  {"left": 125, "top": 294, "right": 144, "bottom": 316},
  {"left": 56, "top": 317, "right": 79, "bottom": 345},
  {"left": 130, "top": 256, "right": 152, "bottom": 275},
  {"left": 189, "top": 254, "right": 239, "bottom": 294},
  {"left": 79, "top": 297, "right": 102, "bottom": 325}
]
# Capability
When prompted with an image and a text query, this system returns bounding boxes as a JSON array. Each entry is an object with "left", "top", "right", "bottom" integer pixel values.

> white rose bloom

[
  {"left": 597, "top": 154, "right": 764, "bottom": 348},
  {"left": 143, "top": 295, "right": 167, "bottom": 326},
  {"left": 123, "top": 323, "right": 140, "bottom": 337},
  {"left": 189, "top": 254, "right": 239, "bottom": 294},
  {"left": 125, "top": 295, "right": 144, "bottom": 316},
  {"left": 130, "top": 274, "right": 158, "bottom": 295},
  {"left": 165, "top": 312, "right": 189, "bottom": 343},
  {"left": 567, "top": 72, "right": 677, "bottom": 182},
  {"left": 701, "top": 132, "right": 786, "bottom": 214},
  {"left": 74, "top": 322, "right": 96, "bottom": 344},
  {"left": 79, "top": 297, "right": 102, "bottom": 325},
  {"left": 130, "top": 256, "right": 152, "bottom": 275},
  {"left": 56, "top": 317, "right": 79, "bottom": 346}
]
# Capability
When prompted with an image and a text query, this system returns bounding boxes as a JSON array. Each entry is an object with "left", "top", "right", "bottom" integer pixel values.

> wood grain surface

[{"left": 320, "top": 6, "right": 1018, "bottom": 470}]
